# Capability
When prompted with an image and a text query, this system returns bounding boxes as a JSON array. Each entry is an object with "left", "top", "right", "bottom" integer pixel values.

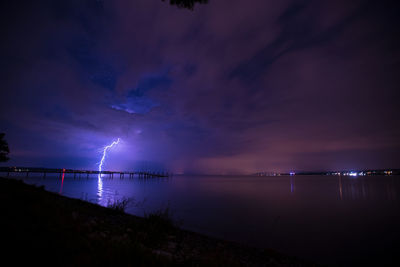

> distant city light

[{"left": 254, "top": 169, "right": 397, "bottom": 177}]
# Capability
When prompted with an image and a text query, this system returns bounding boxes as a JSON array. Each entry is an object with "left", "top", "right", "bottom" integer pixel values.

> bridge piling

[{"left": 1, "top": 168, "right": 170, "bottom": 180}]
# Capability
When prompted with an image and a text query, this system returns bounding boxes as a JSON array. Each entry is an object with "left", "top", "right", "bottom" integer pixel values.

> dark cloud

[{"left": 0, "top": 0, "right": 399, "bottom": 174}]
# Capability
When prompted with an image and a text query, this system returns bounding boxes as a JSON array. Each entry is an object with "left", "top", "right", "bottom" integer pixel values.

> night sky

[{"left": 1, "top": 0, "right": 399, "bottom": 174}]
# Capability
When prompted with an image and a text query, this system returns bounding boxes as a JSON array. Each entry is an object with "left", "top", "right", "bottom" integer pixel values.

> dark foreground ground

[{"left": 0, "top": 177, "right": 315, "bottom": 266}]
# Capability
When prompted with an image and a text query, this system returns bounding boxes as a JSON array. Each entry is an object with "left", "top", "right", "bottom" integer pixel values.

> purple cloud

[{"left": 1, "top": 0, "right": 399, "bottom": 174}]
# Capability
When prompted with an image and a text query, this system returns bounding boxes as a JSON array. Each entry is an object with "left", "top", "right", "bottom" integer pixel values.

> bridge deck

[{"left": 0, "top": 167, "right": 170, "bottom": 178}]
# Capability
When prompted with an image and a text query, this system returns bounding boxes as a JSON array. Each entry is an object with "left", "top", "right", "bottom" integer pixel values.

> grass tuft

[
  {"left": 106, "top": 197, "right": 132, "bottom": 212},
  {"left": 146, "top": 206, "right": 174, "bottom": 226}
]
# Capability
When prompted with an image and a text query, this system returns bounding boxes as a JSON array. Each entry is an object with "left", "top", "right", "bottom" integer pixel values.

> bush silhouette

[{"left": 0, "top": 133, "right": 10, "bottom": 162}]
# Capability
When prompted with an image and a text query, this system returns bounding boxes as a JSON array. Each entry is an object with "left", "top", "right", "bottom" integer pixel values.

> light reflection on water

[
  {"left": 97, "top": 175, "right": 103, "bottom": 204},
  {"left": 3, "top": 173, "right": 400, "bottom": 266}
]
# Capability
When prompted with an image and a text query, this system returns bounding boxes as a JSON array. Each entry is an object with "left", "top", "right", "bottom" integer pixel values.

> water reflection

[
  {"left": 337, "top": 175, "right": 398, "bottom": 200},
  {"left": 290, "top": 176, "right": 295, "bottom": 193},
  {"left": 97, "top": 175, "right": 103, "bottom": 203},
  {"left": 97, "top": 174, "right": 115, "bottom": 206},
  {"left": 58, "top": 168, "right": 65, "bottom": 195},
  {"left": 96, "top": 174, "right": 173, "bottom": 207}
]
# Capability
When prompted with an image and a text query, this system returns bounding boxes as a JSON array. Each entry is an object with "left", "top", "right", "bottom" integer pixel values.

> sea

[{"left": 5, "top": 173, "right": 400, "bottom": 266}]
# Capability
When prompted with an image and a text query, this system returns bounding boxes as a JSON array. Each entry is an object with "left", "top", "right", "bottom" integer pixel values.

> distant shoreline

[{"left": 1, "top": 166, "right": 400, "bottom": 178}]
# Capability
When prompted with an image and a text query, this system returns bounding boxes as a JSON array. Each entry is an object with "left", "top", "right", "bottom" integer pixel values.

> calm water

[{"left": 5, "top": 173, "right": 400, "bottom": 266}]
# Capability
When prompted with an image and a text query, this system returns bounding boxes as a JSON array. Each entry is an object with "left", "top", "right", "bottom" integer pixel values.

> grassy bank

[{"left": 0, "top": 177, "right": 315, "bottom": 266}]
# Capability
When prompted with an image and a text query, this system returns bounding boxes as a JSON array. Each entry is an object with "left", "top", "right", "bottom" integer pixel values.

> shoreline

[{"left": 0, "top": 176, "right": 315, "bottom": 266}]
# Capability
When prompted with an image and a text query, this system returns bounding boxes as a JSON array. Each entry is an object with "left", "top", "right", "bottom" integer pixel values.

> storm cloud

[{"left": 1, "top": 0, "right": 399, "bottom": 174}]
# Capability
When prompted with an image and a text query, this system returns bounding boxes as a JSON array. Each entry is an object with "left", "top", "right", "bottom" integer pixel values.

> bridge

[{"left": 0, "top": 167, "right": 171, "bottom": 179}]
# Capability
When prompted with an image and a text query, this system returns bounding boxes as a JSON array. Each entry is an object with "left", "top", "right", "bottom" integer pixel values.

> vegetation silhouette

[
  {"left": 162, "top": 0, "right": 208, "bottom": 10},
  {"left": 0, "top": 133, "right": 10, "bottom": 162}
]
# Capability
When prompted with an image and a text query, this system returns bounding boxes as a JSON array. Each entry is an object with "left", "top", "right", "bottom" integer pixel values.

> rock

[
  {"left": 168, "top": 241, "right": 177, "bottom": 250},
  {"left": 153, "top": 249, "right": 173, "bottom": 259},
  {"left": 90, "top": 219, "right": 97, "bottom": 227}
]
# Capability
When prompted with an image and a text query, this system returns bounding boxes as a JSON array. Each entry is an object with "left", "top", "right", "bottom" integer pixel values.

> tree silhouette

[
  {"left": 162, "top": 0, "right": 208, "bottom": 10},
  {"left": 0, "top": 133, "right": 10, "bottom": 162}
]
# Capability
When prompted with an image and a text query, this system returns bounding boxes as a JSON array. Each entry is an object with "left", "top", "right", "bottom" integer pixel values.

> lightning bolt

[{"left": 98, "top": 138, "right": 121, "bottom": 177}]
